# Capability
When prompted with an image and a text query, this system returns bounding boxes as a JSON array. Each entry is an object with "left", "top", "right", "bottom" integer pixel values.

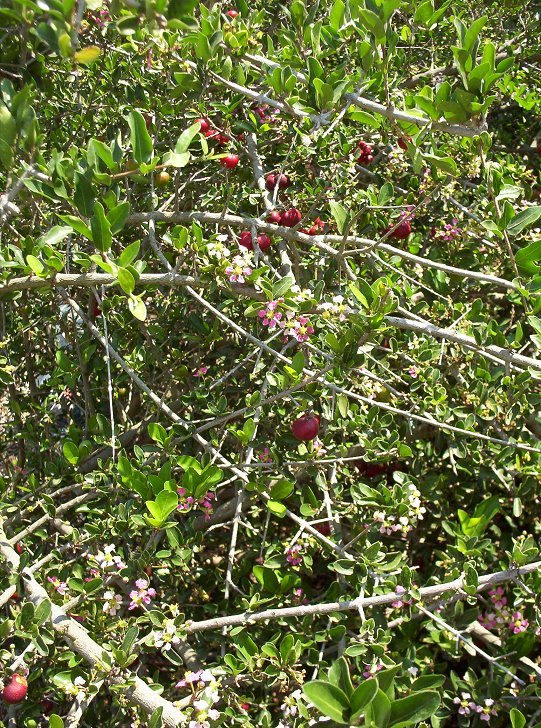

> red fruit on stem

[
  {"left": 220, "top": 154, "right": 239, "bottom": 169},
  {"left": 197, "top": 118, "right": 211, "bottom": 133},
  {"left": 267, "top": 210, "right": 282, "bottom": 224},
  {"left": 355, "top": 460, "right": 388, "bottom": 478},
  {"left": 315, "top": 521, "right": 331, "bottom": 536},
  {"left": 239, "top": 231, "right": 272, "bottom": 251},
  {"left": 2, "top": 675, "right": 28, "bottom": 704},
  {"left": 265, "top": 173, "right": 291, "bottom": 191},
  {"left": 226, "top": 9, "right": 239, "bottom": 17},
  {"left": 216, "top": 134, "right": 229, "bottom": 146},
  {"left": 280, "top": 208, "right": 302, "bottom": 227},
  {"left": 40, "top": 699, "right": 54, "bottom": 714},
  {"left": 386, "top": 220, "right": 411, "bottom": 240},
  {"left": 397, "top": 136, "right": 412, "bottom": 151},
  {"left": 291, "top": 414, "right": 320, "bottom": 441}
]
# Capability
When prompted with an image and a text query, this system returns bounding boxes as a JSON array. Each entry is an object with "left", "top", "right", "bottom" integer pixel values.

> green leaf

[
  {"left": 337, "top": 393, "right": 349, "bottom": 418},
  {"left": 48, "top": 715, "right": 64, "bottom": 728},
  {"left": 37, "top": 225, "right": 72, "bottom": 247},
  {"left": 516, "top": 239, "right": 541, "bottom": 275},
  {"left": 329, "top": 200, "right": 348, "bottom": 234},
  {"left": 510, "top": 708, "right": 526, "bottom": 728},
  {"left": 507, "top": 206, "right": 541, "bottom": 236},
  {"left": 413, "top": 0, "right": 434, "bottom": 24},
  {"left": 267, "top": 500, "right": 287, "bottom": 517},
  {"left": 328, "top": 657, "right": 354, "bottom": 697},
  {"left": 365, "top": 688, "right": 391, "bottom": 727},
  {"left": 0, "top": 104, "right": 16, "bottom": 169},
  {"left": 175, "top": 122, "right": 201, "bottom": 154},
  {"left": 74, "top": 45, "right": 101, "bottom": 65},
  {"left": 35, "top": 598, "right": 52, "bottom": 625},
  {"left": 74, "top": 173, "right": 95, "bottom": 216},
  {"left": 90, "top": 202, "right": 112, "bottom": 252},
  {"left": 26, "top": 255, "right": 45, "bottom": 275},
  {"left": 128, "top": 295, "right": 147, "bottom": 321},
  {"left": 389, "top": 690, "right": 441, "bottom": 726},
  {"left": 145, "top": 490, "right": 179, "bottom": 526},
  {"left": 350, "top": 678, "right": 378, "bottom": 723},
  {"left": 424, "top": 153, "right": 457, "bottom": 176},
  {"left": 253, "top": 565, "right": 280, "bottom": 593},
  {"left": 119, "top": 240, "right": 140, "bottom": 268},
  {"left": 163, "top": 151, "right": 190, "bottom": 168},
  {"left": 272, "top": 276, "right": 295, "bottom": 298},
  {"left": 148, "top": 423, "right": 167, "bottom": 444},
  {"left": 127, "top": 110, "right": 153, "bottom": 164},
  {"left": 117, "top": 267, "right": 135, "bottom": 295},
  {"left": 107, "top": 201, "right": 130, "bottom": 234},
  {"left": 58, "top": 214, "right": 93, "bottom": 240},
  {"left": 357, "top": 8, "right": 386, "bottom": 43},
  {"left": 62, "top": 440, "right": 80, "bottom": 465},
  {"left": 303, "top": 681, "right": 350, "bottom": 724}
]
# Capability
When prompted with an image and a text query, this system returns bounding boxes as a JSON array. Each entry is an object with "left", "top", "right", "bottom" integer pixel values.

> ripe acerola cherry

[
  {"left": 397, "top": 136, "right": 412, "bottom": 151},
  {"left": 315, "top": 521, "right": 331, "bottom": 536},
  {"left": 385, "top": 219, "right": 411, "bottom": 240},
  {"left": 267, "top": 210, "right": 282, "bottom": 224},
  {"left": 239, "top": 230, "right": 272, "bottom": 251},
  {"left": 220, "top": 154, "right": 239, "bottom": 169},
  {"left": 280, "top": 208, "right": 302, "bottom": 227},
  {"left": 357, "top": 140, "right": 374, "bottom": 165},
  {"left": 291, "top": 414, "right": 320, "bottom": 441},
  {"left": 265, "top": 173, "right": 291, "bottom": 191},
  {"left": 226, "top": 9, "right": 239, "bottom": 17},
  {"left": 2, "top": 674, "right": 28, "bottom": 704},
  {"left": 155, "top": 171, "right": 171, "bottom": 187},
  {"left": 197, "top": 118, "right": 211, "bottom": 133}
]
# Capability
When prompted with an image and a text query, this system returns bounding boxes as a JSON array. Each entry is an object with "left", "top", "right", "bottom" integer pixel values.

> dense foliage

[{"left": 0, "top": 0, "right": 540, "bottom": 726}]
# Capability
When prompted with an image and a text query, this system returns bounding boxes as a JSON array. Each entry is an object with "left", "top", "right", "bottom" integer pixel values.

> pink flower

[
  {"left": 129, "top": 579, "right": 156, "bottom": 610},
  {"left": 259, "top": 447, "right": 272, "bottom": 463},
  {"left": 47, "top": 576, "right": 68, "bottom": 595},
  {"left": 407, "top": 366, "right": 418, "bottom": 378},
  {"left": 363, "top": 661, "right": 383, "bottom": 679},
  {"left": 225, "top": 254, "right": 253, "bottom": 283},
  {"left": 258, "top": 300, "right": 284, "bottom": 330},
  {"left": 193, "top": 366, "right": 208, "bottom": 377},
  {"left": 392, "top": 585, "right": 413, "bottom": 609},
  {"left": 476, "top": 698, "right": 497, "bottom": 721},
  {"left": 286, "top": 544, "right": 303, "bottom": 566},
  {"left": 509, "top": 611, "right": 529, "bottom": 634},
  {"left": 453, "top": 692, "right": 477, "bottom": 716},
  {"left": 284, "top": 313, "right": 314, "bottom": 343}
]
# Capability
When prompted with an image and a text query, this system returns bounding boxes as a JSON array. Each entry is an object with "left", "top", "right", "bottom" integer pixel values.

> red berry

[
  {"left": 280, "top": 208, "right": 302, "bottom": 227},
  {"left": 40, "top": 699, "right": 54, "bottom": 714},
  {"left": 221, "top": 154, "right": 239, "bottom": 169},
  {"left": 226, "top": 9, "right": 239, "bottom": 17},
  {"left": 291, "top": 414, "right": 320, "bottom": 441},
  {"left": 197, "top": 118, "right": 211, "bottom": 133},
  {"left": 355, "top": 460, "right": 388, "bottom": 478},
  {"left": 315, "top": 521, "right": 331, "bottom": 536},
  {"left": 216, "top": 134, "right": 229, "bottom": 146},
  {"left": 397, "top": 136, "right": 411, "bottom": 151},
  {"left": 239, "top": 231, "right": 272, "bottom": 251},
  {"left": 15, "top": 543, "right": 22, "bottom": 554},
  {"left": 265, "top": 173, "right": 291, "bottom": 191},
  {"left": 267, "top": 210, "right": 282, "bottom": 224},
  {"left": 386, "top": 220, "right": 411, "bottom": 240},
  {"left": 2, "top": 675, "right": 28, "bottom": 705}
]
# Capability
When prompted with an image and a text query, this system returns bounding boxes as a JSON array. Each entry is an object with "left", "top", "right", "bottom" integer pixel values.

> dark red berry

[
  {"left": 221, "top": 154, "right": 239, "bottom": 169},
  {"left": 197, "top": 118, "right": 211, "bottom": 133},
  {"left": 280, "top": 208, "right": 302, "bottom": 227},
  {"left": 267, "top": 210, "right": 282, "bottom": 224},
  {"left": 291, "top": 414, "right": 320, "bottom": 441},
  {"left": 2, "top": 675, "right": 28, "bottom": 705},
  {"left": 239, "top": 231, "right": 272, "bottom": 252}
]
